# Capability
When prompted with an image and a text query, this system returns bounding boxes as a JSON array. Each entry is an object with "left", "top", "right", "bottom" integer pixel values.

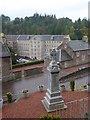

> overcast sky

[{"left": 0, "top": 0, "right": 89, "bottom": 21}]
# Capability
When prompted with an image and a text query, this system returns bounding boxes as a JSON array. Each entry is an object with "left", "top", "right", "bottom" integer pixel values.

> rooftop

[
  {"left": 61, "top": 50, "right": 72, "bottom": 62},
  {"left": 0, "top": 42, "right": 10, "bottom": 58},
  {"left": 5, "top": 35, "right": 19, "bottom": 41},
  {"left": 17, "top": 35, "right": 34, "bottom": 40},
  {"left": 1, "top": 91, "right": 88, "bottom": 118},
  {"left": 68, "top": 40, "right": 90, "bottom": 51},
  {"left": 32, "top": 35, "right": 65, "bottom": 41},
  {"left": 14, "top": 35, "right": 67, "bottom": 41}
]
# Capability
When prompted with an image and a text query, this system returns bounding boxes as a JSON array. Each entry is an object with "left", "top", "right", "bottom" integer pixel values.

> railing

[{"left": 56, "top": 97, "right": 88, "bottom": 119}]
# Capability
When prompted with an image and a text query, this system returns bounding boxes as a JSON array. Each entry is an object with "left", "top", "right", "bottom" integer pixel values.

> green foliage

[
  {"left": 8, "top": 46, "right": 18, "bottom": 64},
  {"left": 1, "top": 14, "right": 88, "bottom": 40},
  {"left": 40, "top": 115, "right": 61, "bottom": 120},
  {"left": 6, "top": 92, "right": 13, "bottom": 103},
  {"left": 70, "top": 80, "right": 75, "bottom": 91},
  {"left": 12, "top": 59, "right": 44, "bottom": 68},
  {"left": 85, "top": 112, "right": 89, "bottom": 119}
]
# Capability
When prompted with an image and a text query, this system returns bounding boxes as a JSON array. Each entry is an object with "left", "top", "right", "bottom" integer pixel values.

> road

[{"left": 2, "top": 69, "right": 89, "bottom": 96}]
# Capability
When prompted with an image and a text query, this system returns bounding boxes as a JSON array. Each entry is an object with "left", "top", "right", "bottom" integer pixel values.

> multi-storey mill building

[{"left": 16, "top": 35, "right": 70, "bottom": 60}]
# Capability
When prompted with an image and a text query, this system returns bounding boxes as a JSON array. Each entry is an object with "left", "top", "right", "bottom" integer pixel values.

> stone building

[
  {"left": 0, "top": 36, "right": 13, "bottom": 82},
  {"left": 5, "top": 35, "right": 18, "bottom": 53},
  {"left": 16, "top": 35, "right": 70, "bottom": 60},
  {"left": 57, "top": 36, "right": 90, "bottom": 68}
]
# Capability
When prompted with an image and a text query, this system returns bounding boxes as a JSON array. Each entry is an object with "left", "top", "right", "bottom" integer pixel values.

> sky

[{"left": 0, "top": 0, "right": 89, "bottom": 21}]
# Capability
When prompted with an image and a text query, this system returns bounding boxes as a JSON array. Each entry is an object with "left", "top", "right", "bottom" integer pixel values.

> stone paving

[{"left": 1, "top": 91, "right": 88, "bottom": 119}]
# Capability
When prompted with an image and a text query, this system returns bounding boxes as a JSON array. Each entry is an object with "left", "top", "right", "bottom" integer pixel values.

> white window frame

[
  {"left": 82, "top": 54, "right": 86, "bottom": 61},
  {"left": 76, "top": 52, "right": 80, "bottom": 57}
]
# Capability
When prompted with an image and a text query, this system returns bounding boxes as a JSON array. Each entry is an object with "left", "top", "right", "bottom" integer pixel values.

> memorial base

[{"left": 42, "top": 89, "right": 67, "bottom": 112}]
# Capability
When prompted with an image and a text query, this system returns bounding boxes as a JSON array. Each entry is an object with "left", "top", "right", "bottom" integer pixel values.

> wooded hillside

[{"left": 1, "top": 13, "right": 88, "bottom": 40}]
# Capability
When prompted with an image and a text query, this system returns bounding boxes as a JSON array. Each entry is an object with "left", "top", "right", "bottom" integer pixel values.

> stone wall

[
  {"left": 2, "top": 70, "right": 22, "bottom": 82},
  {"left": 24, "top": 67, "right": 43, "bottom": 77},
  {"left": 60, "top": 67, "right": 90, "bottom": 82},
  {"left": 13, "top": 70, "right": 22, "bottom": 80},
  {"left": 1, "top": 57, "right": 13, "bottom": 82},
  {"left": 2, "top": 57, "right": 12, "bottom": 77},
  {"left": 60, "top": 50, "right": 89, "bottom": 69},
  {"left": 58, "top": 41, "right": 89, "bottom": 69}
]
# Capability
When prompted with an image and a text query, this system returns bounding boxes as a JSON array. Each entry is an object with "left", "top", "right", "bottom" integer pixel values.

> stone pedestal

[{"left": 42, "top": 49, "right": 67, "bottom": 112}]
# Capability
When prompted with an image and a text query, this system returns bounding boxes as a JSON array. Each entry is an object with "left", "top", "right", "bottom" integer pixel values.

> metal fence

[{"left": 56, "top": 97, "right": 88, "bottom": 119}]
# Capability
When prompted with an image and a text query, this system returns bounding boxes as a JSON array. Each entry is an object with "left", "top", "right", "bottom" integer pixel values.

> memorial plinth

[{"left": 42, "top": 49, "right": 67, "bottom": 112}]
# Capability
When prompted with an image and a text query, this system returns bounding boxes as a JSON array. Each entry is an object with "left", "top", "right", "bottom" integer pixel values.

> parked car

[
  {"left": 78, "top": 66, "right": 88, "bottom": 71},
  {"left": 17, "top": 58, "right": 31, "bottom": 63}
]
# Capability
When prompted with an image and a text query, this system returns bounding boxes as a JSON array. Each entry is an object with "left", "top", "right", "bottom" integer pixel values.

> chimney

[
  {"left": 63, "top": 35, "right": 71, "bottom": 43},
  {"left": 0, "top": 33, "right": 6, "bottom": 44},
  {"left": 82, "top": 36, "right": 88, "bottom": 42}
]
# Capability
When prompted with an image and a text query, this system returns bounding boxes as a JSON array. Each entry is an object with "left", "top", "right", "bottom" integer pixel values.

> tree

[
  {"left": 8, "top": 46, "right": 18, "bottom": 64},
  {"left": 70, "top": 80, "right": 75, "bottom": 91},
  {"left": 2, "top": 14, "right": 88, "bottom": 40}
]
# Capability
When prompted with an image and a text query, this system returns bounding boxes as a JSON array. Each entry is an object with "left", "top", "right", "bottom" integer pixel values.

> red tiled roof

[{"left": 1, "top": 91, "right": 88, "bottom": 118}]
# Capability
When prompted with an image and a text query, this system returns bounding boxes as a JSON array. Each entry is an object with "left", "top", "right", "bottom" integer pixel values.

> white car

[{"left": 78, "top": 66, "right": 88, "bottom": 71}]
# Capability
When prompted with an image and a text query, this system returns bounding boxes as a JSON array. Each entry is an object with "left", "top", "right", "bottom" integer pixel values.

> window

[
  {"left": 82, "top": 55, "right": 86, "bottom": 61},
  {"left": 76, "top": 59, "right": 79, "bottom": 65},
  {"left": 64, "top": 62, "right": 68, "bottom": 68},
  {"left": 76, "top": 52, "right": 80, "bottom": 57},
  {"left": 88, "top": 51, "right": 90, "bottom": 55},
  {"left": 64, "top": 45, "right": 67, "bottom": 48},
  {"left": 50, "top": 49, "right": 52, "bottom": 52}
]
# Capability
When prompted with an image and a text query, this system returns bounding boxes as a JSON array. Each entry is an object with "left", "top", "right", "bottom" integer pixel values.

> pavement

[
  {"left": 2, "top": 63, "right": 89, "bottom": 96},
  {"left": 1, "top": 91, "right": 88, "bottom": 118}
]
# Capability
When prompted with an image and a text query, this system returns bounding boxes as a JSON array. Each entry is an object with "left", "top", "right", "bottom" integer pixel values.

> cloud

[{"left": 0, "top": 0, "right": 89, "bottom": 21}]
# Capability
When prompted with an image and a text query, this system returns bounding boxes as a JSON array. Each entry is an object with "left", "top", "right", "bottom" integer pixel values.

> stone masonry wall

[
  {"left": 60, "top": 50, "right": 89, "bottom": 69},
  {"left": 24, "top": 67, "right": 43, "bottom": 77},
  {"left": 13, "top": 70, "right": 22, "bottom": 80},
  {"left": 2, "top": 57, "right": 12, "bottom": 77},
  {"left": 1, "top": 57, "right": 13, "bottom": 82},
  {"left": 60, "top": 67, "right": 90, "bottom": 82}
]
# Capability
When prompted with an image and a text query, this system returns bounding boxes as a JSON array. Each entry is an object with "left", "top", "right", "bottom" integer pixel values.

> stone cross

[
  {"left": 50, "top": 49, "right": 57, "bottom": 61},
  {"left": 42, "top": 48, "right": 67, "bottom": 112}
]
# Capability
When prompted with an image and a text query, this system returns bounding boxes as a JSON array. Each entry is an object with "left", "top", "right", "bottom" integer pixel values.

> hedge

[
  {"left": 12, "top": 60, "right": 44, "bottom": 69},
  {"left": 40, "top": 115, "right": 61, "bottom": 120}
]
